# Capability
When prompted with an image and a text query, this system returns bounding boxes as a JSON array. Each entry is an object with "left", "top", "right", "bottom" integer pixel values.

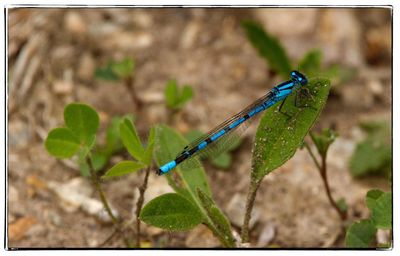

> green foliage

[
  {"left": 165, "top": 80, "right": 194, "bottom": 110},
  {"left": 95, "top": 58, "right": 135, "bottom": 81},
  {"left": 346, "top": 189, "right": 392, "bottom": 248},
  {"left": 103, "top": 160, "right": 146, "bottom": 178},
  {"left": 140, "top": 193, "right": 203, "bottom": 231},
  {"left": 298, "top": 49, "right": 322, "bottom": 77},
  {"left": 241, "top": 20, "right": 291, "bottom": 77},
  {"left": 120, "top": 118, "right": 147, "bottom": 164},
  {"left": 349, "top": 120, "right": 391, "bottom": 178},
  {"left": 310, "top": 128, "right": 338, "bottom": 158},
  {"left": 45, "top": 128, "right": 80, "bottom": 158},
  {"left": 197, "top": 188, "right": 236, "bottom": 247},
  {"left": 45, "top": 103, "right": 99, "bottom": 159},
  {"left": 336, "top": 197, "right": 348, "bottom": 213},
  {"left": 150, "top": 125, "right": 235, "bottom": 247},
  {"left": 345, "top": 220, "right": 377, "bottom": 248},
  {"left": 251, "top": 78, "right": 331, "bottom": 182},
  {"left": 184, "top": 129, "right": 242, "bottom": 169},
  {"left": 64, "top": 103, "right": 100, "bottom": 146},
  {"left": 367, "top": 190, "right": 392, "bottom": 229}
]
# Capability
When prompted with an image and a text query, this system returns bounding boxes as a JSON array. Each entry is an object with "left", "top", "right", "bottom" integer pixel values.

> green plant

[
  {"left": 242, "top": 20, "right": 355, "bottom": 83},
  {"left": 45, "top": 103, "right": 154, "bottom": 247},
  {"left": 140, "top": 125, "right": 236, "bottom": 247},
  {"left": 346, "top": 189, "right": 392, "bottom": 248},
  {"left": 95, "top": 57, "right": 142, "bottom": 109},
  {"left": 164, "top": 79, "right": 194, "bottom": 124},
  {"left": 349, "top": 120, "right": 391, "bottom": 178},
  {"left": 304, "top": 129, "right": 348, "bottom": 220},
  {"left": 241, "top": 77, "right": 331, "bottom": 242},
  {"left": 184, "top": 129, "right": 243, "bottom": 169}
]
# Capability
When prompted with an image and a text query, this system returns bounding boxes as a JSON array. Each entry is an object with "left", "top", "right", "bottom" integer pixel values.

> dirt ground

[{"left": 7, "top": 7, "right": 392, "bottom": 248}]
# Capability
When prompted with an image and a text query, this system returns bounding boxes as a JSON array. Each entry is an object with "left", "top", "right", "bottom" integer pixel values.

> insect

[{"left": 157, "top": 70, "right": 309, "bottom": 175}]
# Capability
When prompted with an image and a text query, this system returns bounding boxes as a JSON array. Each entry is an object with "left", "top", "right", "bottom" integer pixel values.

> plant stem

[
  {"left": 125, "top": 75, "right": 142, "bottom": 110},
  {"left": 87, "top": 156, "right": 118, "bottom": 224},
  {"left": 135, "top": 166, "right": 151, "bottom": 247},
  {"left": 86, "top": 156, "right": 132, "bottom": 247},
  {"left": 304, "top": 142, "right": 347, "bottom": 220},
  {"left": 241, "top": 178, "right": 262, "bottom": 243}
]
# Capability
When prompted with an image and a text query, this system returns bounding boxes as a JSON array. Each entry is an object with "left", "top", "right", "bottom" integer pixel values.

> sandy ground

[{"left": 7, "top": 8, "right": 391, "bottom": 248}]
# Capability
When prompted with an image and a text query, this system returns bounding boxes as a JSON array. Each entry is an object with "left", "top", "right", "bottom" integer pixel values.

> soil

[{"left": 7, "top": 7, "right": 392, "bottom": 248}]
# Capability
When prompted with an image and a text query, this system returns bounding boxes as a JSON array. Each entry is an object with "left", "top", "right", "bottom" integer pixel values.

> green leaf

[
  {"left": 64, "top": 103, "right": 100, "bottom": 146},
  {"left": 210, "top": 152, "right": 231, "bottom": 169},
  {"left": 111, "top": 58, "right": 135, "bottom": 79},
  {"left": 45, "top": 128, "right": 80, "bottom": 158},
  {"left": 349, "top": 121, "right": 391, "bottom": 178},
  {"left": 175, "top": 85, "right": 194, "bottom": 108},
  {"left": 94, "top": 61, "right": 119, "bottom": 81},
  {"left": 103, "top": 116, "right": 124, "bottom": 156},
  {"left": 345, "top": 219, "right": 377, "bottom": 248},
  {"left": 197, "top": 188, "right": 235, "bottom": 247},
  {"left": 119, "top": 118, "right": 146, "bottom": 163},
  {"left": 252, "top": 78, "right": 331, "bottom": 181},
  {"left": 242, "top": 20, "right": 291, "bottom": 77},
  {"left": 165, "top": 80, "right": 179, "bottom": 109},
  {"left": 365, "top": 189, "right": 385, "bottom": 209},
  {"left": 298, "top": 49, "right": 322, "bottom": 77},
  {"left": 103, "top": 160, "right": 146, "bottom": 178},
  {"left": 140, "top": 193, "right": 203, "bottom": 231},
  {"left": 310, "top": 128, "right": 338, "bottom": 158},
  {"left": 337, "top": 197, "right": 348, "bottom": 213},
  {"left": 367, "top": 191, "right": 392, "bottom": 229},
  {"left": 143, "top": 127, "right": 156, "bottom": 166},
  {"left": 78, "top": 151, "right": 107, "bottom": 176},
  {"left": 184, "top": 129, "right": 204, "bottom": 142},
  {"left": 154, "top": 125, "right": 212, "bottom": 197}
]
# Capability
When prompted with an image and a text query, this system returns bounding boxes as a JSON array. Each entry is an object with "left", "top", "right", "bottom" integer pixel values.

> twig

[
  {"left": 304, "top": 142, "right": 347, "bottom": 220},
  {"left": 99, "top": 228, "right": 120, "bottom": 247},
  {"left": 241, "top": 179, "right": 262, "bottom": 243},
  {"left": 135, "top": 166, "right": 151, "bottom": 247}
]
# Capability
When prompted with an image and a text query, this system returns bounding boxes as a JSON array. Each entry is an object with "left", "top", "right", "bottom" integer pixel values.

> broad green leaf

[
  {"left": 298, "top": 49, "right": 322, "bottom": 77},
  {"left": 184, "top": 129, "right": 204, "bottom": 142},
  {"left": 94, "top": 61, "right": 119, "bottom": 81},
  {"left": 368, "top": 191, "right": 392, "bottom": 229},
  {"left": 310, "top": 128, "right": 338, "bottom": 158},
  {"left": 210, "top": 152, "right": 231, "bottom": 169},
  {"left": 345, "top": 219, "right": 377, "bottom": 248},
  {"left": 252, "top": 78, "right": 331, "bottom": 181},
  {"left": 45, "top": 128, "right": 80, "bottom": 158},
  {"left": 119, "top": 118, "right": 146, "bottom": 163},
  {"left": 154, "top": 125, "right": 212, "bottom": 197},
  {"left": 242, "top": 20, "right": 291, "bottom": 77},
  {"left": 140, "top": 193, "right": 203, "bottom": 231},
  {"left": 365, "top": 189, "right": 385, "bottom": 209},
  {"left": 103, "top": 160, "right": 146, "bottom": 178},
  {"left": 143, "top": 127, "right": 156, "bottom": 166},
  {"left": 165, "top": 80, "right": 178, "bottom": 108},
  {"left": 111, "top": 58, "right": 135, "bottom": 78},
  {"left": 64, "top": 103, "right": 100, "bottom": 146},
  {"left": 197, "top": 188, "right": 235, "bottom": 247}
]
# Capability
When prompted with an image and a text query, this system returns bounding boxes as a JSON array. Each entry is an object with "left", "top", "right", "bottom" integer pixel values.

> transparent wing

[{"left": 178, "top": 91, "right": 274, "bottom": 156}]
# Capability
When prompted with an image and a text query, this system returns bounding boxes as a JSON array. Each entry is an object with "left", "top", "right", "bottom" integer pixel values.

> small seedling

[
  {"left": 95, "top": 57, "right": 142, "bottom": 109},
  {"left": 164, "top": 79, "right": 194, "bottom": 124},
  {"left": 349, "top": 120, "right": 391, "bottom": 178},
  {"left": 346, "top": 189, "right": 392, "bottom": 248}
]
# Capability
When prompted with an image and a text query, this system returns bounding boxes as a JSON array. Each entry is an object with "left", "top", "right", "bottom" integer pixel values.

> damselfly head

[{"left": 290, "top": 71, "right": 308, "bottom": 86}]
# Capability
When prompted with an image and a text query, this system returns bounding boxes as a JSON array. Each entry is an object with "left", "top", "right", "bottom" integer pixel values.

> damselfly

[{"left": 157, "top": 71, "right": 308, "bottom": 175}]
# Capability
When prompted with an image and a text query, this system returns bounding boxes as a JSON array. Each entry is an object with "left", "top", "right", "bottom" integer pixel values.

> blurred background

[{"left": 7, "top": 8, "right": 391, "bottom": 248}]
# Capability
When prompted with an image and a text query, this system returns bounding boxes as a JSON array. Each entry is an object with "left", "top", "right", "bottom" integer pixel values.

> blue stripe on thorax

[{"left": 276, "top": 81, "right": 294, "bottom": 91}]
